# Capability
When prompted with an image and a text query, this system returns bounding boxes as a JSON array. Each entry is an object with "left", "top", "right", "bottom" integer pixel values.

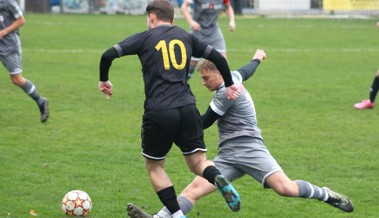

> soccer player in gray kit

[
  {"left": 127, "top": 49, "right": 354, "bottom": 218},
  {"left": 0, "top": 0, "right": 49, "bottom": 122}
]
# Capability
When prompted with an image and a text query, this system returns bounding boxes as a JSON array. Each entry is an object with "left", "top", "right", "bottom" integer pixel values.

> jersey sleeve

[
  {"left": 113, "top": 32, "right": 144, "bottom": 57},
  {"left": 210, "top": 72, "right": 242, "bottom": 116},
  {"left": 231, "top": 71, "right": 243, "bottom": 85},
  {"left": 236, "top": 59, "right": 261, "bottom": 81},
  {"left": 190, "top": 35, "right": 212, "bottom": 58},
  {"left": 8, "top": 0, "right": 23, "bottom": 19},
  {"left": 223, "top": 0, "right": 230, "bottom": 4},
  {"left": 210, "top": 87, "right": 234, "bottom": 116}
]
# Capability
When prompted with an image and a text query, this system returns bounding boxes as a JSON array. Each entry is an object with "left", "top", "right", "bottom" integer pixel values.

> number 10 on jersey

[{"left": 155, "top": 40, "right": 187, "bottom": 71}]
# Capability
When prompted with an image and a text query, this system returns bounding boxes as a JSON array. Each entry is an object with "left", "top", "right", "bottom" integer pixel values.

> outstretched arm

[{"left": 238, "top": 49, "right": 266, "bottom": 81}]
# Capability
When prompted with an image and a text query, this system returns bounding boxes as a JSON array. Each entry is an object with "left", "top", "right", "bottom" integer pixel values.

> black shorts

[{"left": 141, "top": 104, "right": 207, "bottom": 160}]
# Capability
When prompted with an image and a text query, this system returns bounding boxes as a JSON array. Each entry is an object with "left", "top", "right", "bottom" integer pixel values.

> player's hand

[
  {"left": 376, "top": 21, "right": 379, "bottom": 28},
  {"left": 98, "top": 80, "right": 113, "bottom": 100},
  {"left": 229, "top": 20, "right": 236, "bottom": 32},
  {"left": 190, "top": 21, "right": 201, "bottom": 32},
  {"left": 0, "top": 30, "right": 6, "bottom": 39},
  {"left": 226, "top": 84, "right": 244, "bottom": 100},
  {"left": 253, "top": 49, "right": 266, "bottom": 62}
]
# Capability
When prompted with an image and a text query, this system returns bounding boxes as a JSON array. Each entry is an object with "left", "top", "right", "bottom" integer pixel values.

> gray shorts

[
  {"left": 214, "top": 136, "right": 283, "bottom": 188},
  {"left": 0, "top": 51, "right": 22, "bottom": 75},
  {"left": 191, "top": 27, "right": 226, "bottom": 61}
]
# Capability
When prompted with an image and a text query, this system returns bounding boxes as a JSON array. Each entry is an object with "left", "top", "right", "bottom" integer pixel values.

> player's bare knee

[
  {"left": 10, "top": 74, "right": 25, "bottom": 86},
  {"left": 273, "top": 182, "right": 299, "bottom": 197}
]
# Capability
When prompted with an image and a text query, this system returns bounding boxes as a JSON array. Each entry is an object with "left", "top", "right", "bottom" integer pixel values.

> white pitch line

[
  {"left": 23, "top": 48, "right": 103, "bottom": 54},
  {"left": 228, "top": 48, "right": 379, "bottom": 53}
]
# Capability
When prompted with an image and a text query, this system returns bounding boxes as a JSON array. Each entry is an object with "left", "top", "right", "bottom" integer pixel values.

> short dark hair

[{"left": 146, "top": 0, "right": 174, "bottom": 23}]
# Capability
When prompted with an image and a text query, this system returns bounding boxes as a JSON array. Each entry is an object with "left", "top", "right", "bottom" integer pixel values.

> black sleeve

[
  {"left": 192, "top": 36, "right": 234, "bottom": 87},
  {"left": 237, "top": 59, "right": 261, "bottom": 81},
  {"left": 201, "top": 106, "right": 221, "bottom": 129},
  {"left": 206, "top": 49, "right": 234, "bottom": 87},
  {"left": 99, "top": 47, "right": 119, "bottom": 81}
]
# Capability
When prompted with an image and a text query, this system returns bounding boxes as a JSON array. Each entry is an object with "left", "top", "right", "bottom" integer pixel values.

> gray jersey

[
  {"left": 210, "top": 71, "right": 263, "bottom": 145},
  {"left": 189, "top": 0, "right": 228, "bottom": 36},
  {"left": 0, "top": 0, "right": 23, "bottom": 56}
]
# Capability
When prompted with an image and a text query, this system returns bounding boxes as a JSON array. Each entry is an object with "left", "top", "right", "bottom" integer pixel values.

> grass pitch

[{"left": 0, "top": 14, "right": 378, "bottom": 217}]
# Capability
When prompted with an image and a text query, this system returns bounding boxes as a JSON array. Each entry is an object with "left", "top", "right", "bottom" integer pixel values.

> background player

[
  {"left": 181, "top": 0, "right": 235, "bottom": 78},
  {"left": 0, "top": 0, "right": 49, "bottom": 122},
  {"left": 354, "top": 21, "right": 379, "bottom": 110}
]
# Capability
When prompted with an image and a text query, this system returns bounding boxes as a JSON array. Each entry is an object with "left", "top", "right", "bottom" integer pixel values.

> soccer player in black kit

[{"left": 98, "top": 1, "right": 242, "bottom": 218}]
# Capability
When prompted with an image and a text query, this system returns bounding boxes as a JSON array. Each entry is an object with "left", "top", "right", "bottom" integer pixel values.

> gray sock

[
  {"left": 21, "top": 80, "right": 42, "bottom": 104},
  {"left": 158, "top": 196, "right": 193, "bottom": 217},
  {"left": 178, "top": 196, "right": 193, "bottom": 215},
  {"left": 296, "top": 180, "right": 328, "bottom": 201}
]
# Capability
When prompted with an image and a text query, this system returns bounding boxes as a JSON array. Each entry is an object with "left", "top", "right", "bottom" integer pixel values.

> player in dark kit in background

[
  {"left": 0, "top": 0, "right": 49, "bottom": 122},
  {"left": 98, "top": 1, "right": 242, "bottom": 218},
  {"left": 354, "top": 21, "right": 379, "bottom": 110},
  {"left": 354, "top": 70, "right": 379, "bottom": 110}
]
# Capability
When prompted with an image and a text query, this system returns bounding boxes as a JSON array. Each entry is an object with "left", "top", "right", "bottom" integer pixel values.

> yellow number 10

[{"left": 155, "top": 39, "right": 187, "bottom": 70}]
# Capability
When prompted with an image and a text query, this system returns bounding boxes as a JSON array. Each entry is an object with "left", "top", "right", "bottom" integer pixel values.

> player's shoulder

[
  {"left": 1, "top": 0, "right": 10, "bottom": 7},
  {"left": 172, "top": 25, "right": 191, "bottom": 35},
  {"left": 231, "top": 71, "right": 243, "bottom": 84},
  {"left": 4, "top": 0, "right": 17, "bottom": 6}
]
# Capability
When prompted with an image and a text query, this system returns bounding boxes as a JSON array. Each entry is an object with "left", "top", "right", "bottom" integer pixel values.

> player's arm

[
  {"left": 201, "top": 106, "right": 220, "bottom": 129},
  {"left": 0, "top": 15, "right": 25, "bottom": 39},
  {"left": 237, "top": 60, "right": 260, "bottom": 81},
  {"left": 98, "top": 47, "right": 119, "bottom": 99},
  {"left": 99, "top": 47, "right": 119, "bottom": 82},
  {"left": 224, "top": 1, "right": 236, "bottom": 32},
  {"left": 238, "top": 49, "right": 266, "bottom": 81},
  {"left": 181, "top": 0, "right": 201, "bottom": 31},
  {"left": 203, "top": 47, "right": 234, "bottom": 86}
]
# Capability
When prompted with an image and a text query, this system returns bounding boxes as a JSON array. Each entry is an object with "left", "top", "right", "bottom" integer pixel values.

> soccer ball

[{"left": 61, "top": 190, "right": 92, "bottom": 216}]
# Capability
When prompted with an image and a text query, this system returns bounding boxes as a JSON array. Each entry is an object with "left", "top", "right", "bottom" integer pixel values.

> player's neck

[{"left": 152, "top": 21, "right": 172, "bottom": 28}]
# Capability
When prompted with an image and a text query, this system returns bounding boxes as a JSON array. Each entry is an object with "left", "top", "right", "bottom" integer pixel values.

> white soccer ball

[{"left": 61, "top": 190, "right": 92, "bottom": 217}]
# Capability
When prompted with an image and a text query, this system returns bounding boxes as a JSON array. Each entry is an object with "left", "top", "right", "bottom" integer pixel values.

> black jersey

[{"left": 113, "top": 25, "right": 213, "bottom": 112}]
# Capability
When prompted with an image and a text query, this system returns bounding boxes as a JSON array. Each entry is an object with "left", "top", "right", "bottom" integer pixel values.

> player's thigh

[
  {"left": 141, "top": 108, "right": 180, "bottom": 160},
  {"left": 209, "top": 28, "right": 226, "bottom": 53},
  {"left": 213, "top": 155, "right": 245, "bottom": 182},
  {"left": 0, "top": 52, "right": 22, "bottom": 75},
  {"left": 217, "top": 137, "right": 283, "bottom": 187},
  {"left": 194, "top": 28, "right": 226, "bottom": 53},
  {"left": 236, "top": 138, "right": 283, "bottom": 188},
  {"left": 175, "top": 105, "right": 206, "bottom": 154}
]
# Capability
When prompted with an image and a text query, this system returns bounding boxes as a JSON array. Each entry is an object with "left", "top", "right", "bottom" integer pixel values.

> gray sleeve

[
  {"left": 8, "top": 0, "right": 23, "bottom": 18},
  {"left": 237, "top": 59, "right": 261, "bottom": 81},
  {"left": 210, "top": 87, "right": 234, "bottom": 116}
]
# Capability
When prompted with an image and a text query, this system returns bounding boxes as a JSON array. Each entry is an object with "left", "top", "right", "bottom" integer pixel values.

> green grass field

[{"left": 1, "top": 14, "right": 378, "bottom": 218}]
